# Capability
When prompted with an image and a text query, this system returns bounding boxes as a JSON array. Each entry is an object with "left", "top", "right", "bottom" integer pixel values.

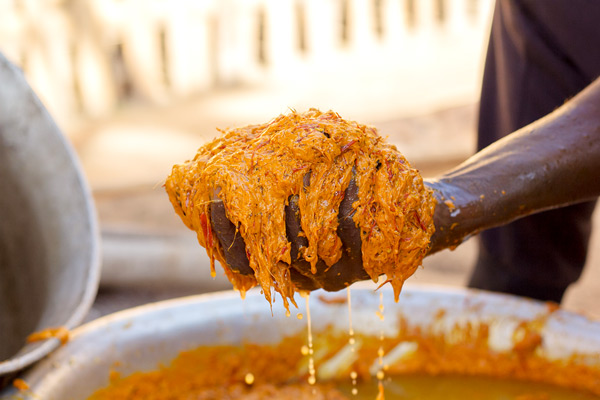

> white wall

[{"left": 0, "top": 0, "right": 494, "bottom": 127}]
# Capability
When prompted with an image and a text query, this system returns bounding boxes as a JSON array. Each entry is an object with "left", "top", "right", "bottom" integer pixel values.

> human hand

[
  {"left": 176, "top": 77, "right": 600, "bottom": 300},
  {"left": 166, "top": 109, "right": 435, "bottom": 304},
  {"left": 210, "top": 176, "right": 370, "bottom": 292}
]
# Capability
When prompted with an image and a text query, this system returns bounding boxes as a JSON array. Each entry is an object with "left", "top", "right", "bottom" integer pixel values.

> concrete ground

[{"left": 70, "top": 95, "right": 600, "bottom": 322}]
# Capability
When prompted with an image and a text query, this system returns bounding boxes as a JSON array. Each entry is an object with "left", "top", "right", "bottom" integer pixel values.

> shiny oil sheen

[{"left": 339, "top": 375, "right": 599, "bottom": 399}]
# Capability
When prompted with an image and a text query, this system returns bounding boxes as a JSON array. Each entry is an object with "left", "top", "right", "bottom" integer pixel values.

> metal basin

[
  {"left": 2, "top": 284, "right": 600, "bottom": 399},
  {"left": 0, "top": 54, "right": 100, "bottom": 379}
]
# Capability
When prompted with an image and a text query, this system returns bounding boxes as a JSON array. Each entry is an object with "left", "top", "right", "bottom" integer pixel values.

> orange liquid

[{"left": 338, "top": 374, "right": 600, "bottom": 400}]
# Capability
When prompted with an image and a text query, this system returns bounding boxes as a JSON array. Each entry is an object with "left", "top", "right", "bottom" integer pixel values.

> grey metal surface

[
  {"left": 2, "top": 284, "right": 600, "bottom": 400},
  {"left": 0, "top": 53, "right": 100, "bottom": 376}
]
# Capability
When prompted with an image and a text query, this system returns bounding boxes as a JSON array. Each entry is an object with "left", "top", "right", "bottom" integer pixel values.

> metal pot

[
  {"left": 0, "top": 54, "right": 100, "bottom": 379},
  {"left": 2, "top": 284, "right": 600, "bottom": 400}
]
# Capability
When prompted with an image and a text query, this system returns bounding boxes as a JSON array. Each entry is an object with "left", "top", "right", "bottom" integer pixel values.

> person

[
  {"left": 208, "top": 0, "right": 600, "bottom": 298},
  {"left": 467, "top": 0, "right": 600, "bottom": 302}
]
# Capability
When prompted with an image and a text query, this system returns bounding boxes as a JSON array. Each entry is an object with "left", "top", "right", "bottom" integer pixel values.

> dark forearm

[{"left": 427, "top": 77, "right": 600, "bottom": 254}]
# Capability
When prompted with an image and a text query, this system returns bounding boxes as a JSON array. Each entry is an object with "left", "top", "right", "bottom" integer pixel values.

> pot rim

[{"left": 0, "top": 53, "right": 101, "bottom": 376}]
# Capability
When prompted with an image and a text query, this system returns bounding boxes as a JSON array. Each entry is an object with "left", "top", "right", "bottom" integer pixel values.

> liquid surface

[
  {"left": 89, "top": 372, "right": 600, "bottom": 400},
  {"left": 339, "top": 374, "right": 600, "bottom": 400},
  {"left": 87, "top": 321, "right": 600, "bottom": 400}
]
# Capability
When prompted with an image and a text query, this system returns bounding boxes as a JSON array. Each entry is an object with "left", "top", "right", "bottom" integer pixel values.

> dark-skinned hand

[
  {"left": 211, "top": 175, "right": 370, "bottom": 292},
  {"left": 209, "top": 77, "right": 600, "bottom": 292}
]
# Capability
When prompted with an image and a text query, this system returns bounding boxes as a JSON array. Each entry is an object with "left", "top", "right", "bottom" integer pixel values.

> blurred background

[{"left": 2, "top": 0, "right": 599, "bottom": 320}]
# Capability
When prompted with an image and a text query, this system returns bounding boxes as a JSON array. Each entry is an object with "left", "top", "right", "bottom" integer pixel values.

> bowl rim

[
  {"left": 0, "top": 53, "right": 101, "bottom": 376},
  {"left": 4, "top": 283, "right": 600, "bottom": 399}
]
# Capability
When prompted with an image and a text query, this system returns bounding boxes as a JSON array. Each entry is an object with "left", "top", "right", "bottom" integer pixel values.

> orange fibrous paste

[
  {"left": 12, "top": 378, "right": 29, "bottom": 392},
  {"left": 165, "top": 109, "right": 435, "bottom": 309},
  {"left": 26, "top": 326, "right": 70, "bottom": 345}
]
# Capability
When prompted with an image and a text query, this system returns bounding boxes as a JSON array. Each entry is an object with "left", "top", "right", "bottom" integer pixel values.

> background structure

[{"left": 1, "top": 0, "right": 598, "bottom": 320}]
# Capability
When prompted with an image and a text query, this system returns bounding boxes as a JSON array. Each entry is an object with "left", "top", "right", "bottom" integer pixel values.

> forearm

[{"left": 427, "top": 77, "right": 600, "bottom": 253}]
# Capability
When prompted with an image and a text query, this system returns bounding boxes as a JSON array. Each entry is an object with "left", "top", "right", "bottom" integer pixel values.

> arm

[
  {"left": 206, "top": 78, "right": 600, "bottom": 291},
  {"left": 427, "top": 77, "right": 600, "bottom": 254}
]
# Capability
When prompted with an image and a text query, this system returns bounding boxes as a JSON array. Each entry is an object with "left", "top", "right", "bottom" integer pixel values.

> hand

[
  {"left": 185, "top": 77, "right": 600, "bottom": 296},
  {"left": 210, "top": 176, "right": 370, "bottom": 292}
]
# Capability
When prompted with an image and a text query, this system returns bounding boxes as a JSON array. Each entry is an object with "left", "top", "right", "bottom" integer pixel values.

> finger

[
  {"left": 309, "top": 177, "right": 369, "bottom": 291},
  {"left": 333, "top": 175, "right": 370, "bottom": 284},
  {"left": 284, "top": 186, "right": 333, "bottom": 279},
  {"left": 285, "top": 195, "right": 320, "bottom": 290},
  {"left": 211, "top": 191, "right": 318, "bottom": 292},
  {"left": 286, "top": 174, "right": 369, "bottom": 291},
  {"left": 210, "top": 192, "right": 253, "bottom": 275},
  {"left": 289, "top": 268, "right": 319, "bottom": 291}
]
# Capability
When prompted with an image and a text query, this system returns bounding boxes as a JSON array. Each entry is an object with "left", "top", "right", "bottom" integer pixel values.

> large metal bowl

[
  {"left": 2, "top": 284, "right": 600, "bottom": 399},
  {"left": 0, "top": 54, "right": 100, "bottom": 379}
]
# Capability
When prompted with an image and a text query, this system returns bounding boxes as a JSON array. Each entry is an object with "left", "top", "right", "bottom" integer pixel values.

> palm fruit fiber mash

[{"left": 165, "top": 109, "right": 435, "bottom": 311}]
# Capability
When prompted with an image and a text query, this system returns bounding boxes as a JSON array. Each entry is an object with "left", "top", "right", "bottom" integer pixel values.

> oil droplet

[
  {"left": 285, "top": 309, "right": 291, "bottom": 317},
  {"left": 375, "top": 311, "right": 385, "bottom": 321},
  {"left": 297, "top": 313, "right": 303, "bottom": 320},
  {"left": 376, "top": 381, "right": 385, "bottom": 400},
  {"left": 305, "top": 293, "right": 316, "bottom": 386},
  {"left": 347, "top": 288, "right": 354, "bottom": 337},
  {"left": 301, "top": 345, "right": 309, "bottom": 355},
  {"left": 377, "top": 291, "right": 386, "bottom": 398},
  {"left": 347, "top": 287, "right": 358, "bottom": 395},
  {"left": 244, "top": 373, "right": 255, "bottom": 385}
]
